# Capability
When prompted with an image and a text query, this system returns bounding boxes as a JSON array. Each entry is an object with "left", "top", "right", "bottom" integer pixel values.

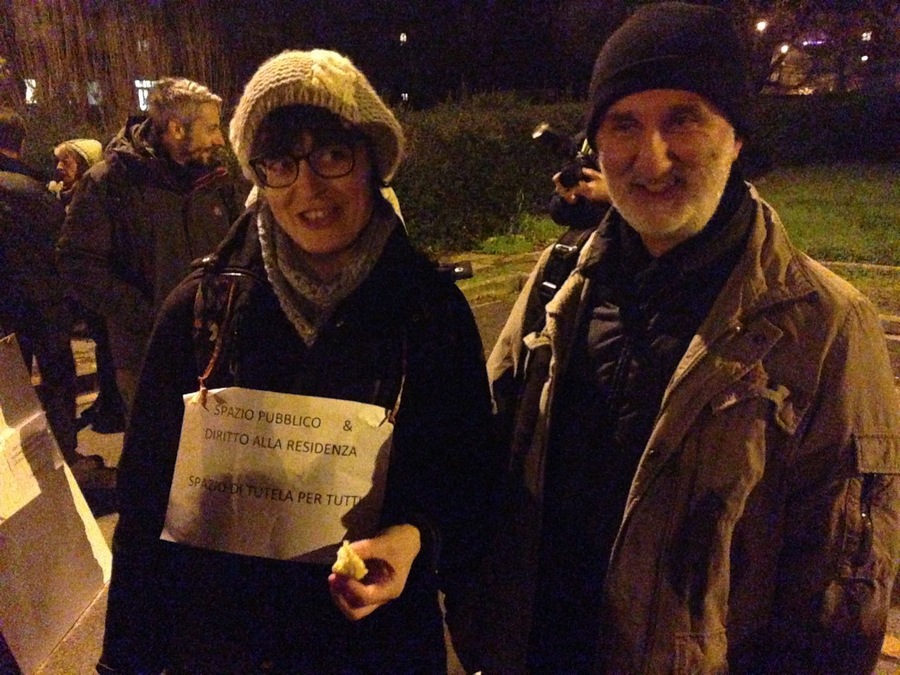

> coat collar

[{"left": 626, "top": 188, "right": 820, "bottom": 505}]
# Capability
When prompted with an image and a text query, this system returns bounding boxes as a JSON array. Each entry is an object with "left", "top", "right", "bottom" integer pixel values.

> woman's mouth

[{"left": 300, "top": 206, "right": 337, "bottom": 228}]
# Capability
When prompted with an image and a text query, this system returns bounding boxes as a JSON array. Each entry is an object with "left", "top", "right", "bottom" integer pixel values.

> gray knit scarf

[{"left": 257, "top": 199, "right": 396, "bottom": 346}]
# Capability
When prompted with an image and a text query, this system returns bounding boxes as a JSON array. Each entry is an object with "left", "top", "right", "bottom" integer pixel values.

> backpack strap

[
  {"left": 191, "top": 251, "right": 263, "bottom": 400},
  {"left": 537, "top": 226, "right": 597, "bottom": 306}
]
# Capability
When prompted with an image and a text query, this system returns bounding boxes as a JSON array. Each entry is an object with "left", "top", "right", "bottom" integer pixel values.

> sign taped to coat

[{"left": 162, "top": 387, "right": 393, "bottom": 564}]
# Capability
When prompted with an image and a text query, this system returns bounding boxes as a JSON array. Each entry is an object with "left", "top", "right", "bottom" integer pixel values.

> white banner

[{"left": 161, "top": 387, "right": 393, "bottom": 563}]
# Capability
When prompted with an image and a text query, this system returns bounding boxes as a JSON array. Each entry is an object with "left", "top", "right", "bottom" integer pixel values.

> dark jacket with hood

[
  {"left": 0, "top": 154, "right": 78, "bottom": 458},
  {"left": 57, "top": 115, "right": 245, "bottom": 374},
  {"left": 0, "top": 154, "right": 68, "bottom": 330},
  {"left": 99, "top": 205, "right": 498, "bottom": 674}
]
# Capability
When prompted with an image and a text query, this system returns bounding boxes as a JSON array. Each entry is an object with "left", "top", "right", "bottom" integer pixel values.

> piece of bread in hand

[{"left": 332, "top": 540, "right": 368, "bottom": 580}]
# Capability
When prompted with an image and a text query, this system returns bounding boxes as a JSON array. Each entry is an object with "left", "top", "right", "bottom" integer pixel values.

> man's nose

[{"left": 633, "top": 129, "right": 673, "bottom": 178}]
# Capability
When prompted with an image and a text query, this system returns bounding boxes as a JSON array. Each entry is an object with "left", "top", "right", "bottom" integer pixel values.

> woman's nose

[{"left": 291, "top": 158, "right": 326, "bottom": 194}]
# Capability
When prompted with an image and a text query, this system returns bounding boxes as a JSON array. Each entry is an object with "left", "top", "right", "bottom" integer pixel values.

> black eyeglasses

[{"left": 250, "top": 143, "right": 358, "bottom": 188}]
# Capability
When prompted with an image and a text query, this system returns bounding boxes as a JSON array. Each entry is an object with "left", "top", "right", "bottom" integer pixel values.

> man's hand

[
  {"left": 328, "top": 524, "right": 421, "bottom": 621},
  {"left": 553, "top": 166, "right": 609, "bottom": 204}
]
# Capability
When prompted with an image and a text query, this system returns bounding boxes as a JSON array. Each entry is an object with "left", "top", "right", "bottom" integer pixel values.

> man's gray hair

[{"left": 147, "top": 77, "right": 222, "bottom": 132}]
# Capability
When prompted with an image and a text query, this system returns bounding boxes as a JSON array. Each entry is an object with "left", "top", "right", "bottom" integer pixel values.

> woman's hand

[
  {"left": 328, "top": 524, "right": 421, "bottom": 621},
  {"left": 553, "top": 166, "right": 609, "bottom": 204}
]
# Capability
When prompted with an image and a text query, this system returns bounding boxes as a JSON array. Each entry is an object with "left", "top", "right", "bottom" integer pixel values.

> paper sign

[
  {"left": 0, "top": 413, "right": 52, "bottom": 522},
  {"left": 161, "top": 387, "right": 393, "bottom": 564}
]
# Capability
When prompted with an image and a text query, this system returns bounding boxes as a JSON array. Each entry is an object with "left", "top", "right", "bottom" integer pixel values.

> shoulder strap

[
  {"left": 537, "top": 226, "right": 596, "bottom": 306},
  {"left": 191, "top": 254, "right": 262, "bottom": 392}
]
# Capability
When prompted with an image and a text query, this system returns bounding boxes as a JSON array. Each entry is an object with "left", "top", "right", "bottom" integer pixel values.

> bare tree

[
  {"left": 733, "top": 0, "right": 899, "bottom": 94},
  {"left": 0, "top": 0, "right": 230, "bottom": 133}
]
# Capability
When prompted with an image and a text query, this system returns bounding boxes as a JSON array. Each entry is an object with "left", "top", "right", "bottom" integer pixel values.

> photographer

[{"left": 545, "top": 129, "right": 610, "bottom": 231}]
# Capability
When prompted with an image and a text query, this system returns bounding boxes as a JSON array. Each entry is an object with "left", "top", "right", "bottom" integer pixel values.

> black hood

[
  {"left": 106, "top": 115, "right": 227, "bottom": 192},
  {"left": 0, "top": 153, "right": 44, "bottom": 181}
]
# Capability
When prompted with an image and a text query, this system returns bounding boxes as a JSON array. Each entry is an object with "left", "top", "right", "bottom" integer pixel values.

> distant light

[
  {"left": 861, "top": 55, "right": 869, "bottom": 62},
  {"left": 755, "top": 20, "right": 768, "bottom": 33},
  {"left": 24, "top": 78, "right": 37, "bottom": 105},
  {"left": 87, "top": 81, "right": 102, "bottom": 106},
  {"left": 401, "top": 93, "right": 409, "bottom": 102},
  {"left": 135, "top": 79, "right": 157, "bottom": 111},
  {"left": 862, "top": 31, "right": 872, "bottom": 42},
  {"left": 399, "top": 33, "right": 407, "bottom": 44},
  {"left": 780, "top": 44, "right": 790, "bottom": 54}
]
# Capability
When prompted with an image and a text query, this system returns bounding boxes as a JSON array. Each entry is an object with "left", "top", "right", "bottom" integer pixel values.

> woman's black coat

[{"left": 100, "top": 210, "right": 497, "bottom": 674}]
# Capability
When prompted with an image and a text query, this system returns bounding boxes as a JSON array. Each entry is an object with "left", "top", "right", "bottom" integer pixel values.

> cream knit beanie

[
  {"left": 56, "top": 138, "right": 104, "bottom": 167},
  {"left": 229, "top": 49, "right": 405, "bottom": 186}
]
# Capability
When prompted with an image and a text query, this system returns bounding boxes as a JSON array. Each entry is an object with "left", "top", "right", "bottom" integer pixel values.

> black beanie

[{"left": 586, "top": 2, "right": 751, "bottom": 148}]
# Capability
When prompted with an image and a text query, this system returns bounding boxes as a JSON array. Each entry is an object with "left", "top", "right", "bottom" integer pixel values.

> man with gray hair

[
  {"left": 456, "top": 3, "right": 900, "bottom": 673},
  {"left": 58, "top": 77, "right": 246, "bottom": 415}
]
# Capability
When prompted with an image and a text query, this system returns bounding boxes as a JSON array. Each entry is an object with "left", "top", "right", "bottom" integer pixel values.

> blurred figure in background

[
  {"left": 57, "top": 77, "right": 245, "bottom": 418},
  {"left": 48, "top": 138, "right": 103, "bottom": 208},
  {"left": 50, "top": 137, "right": 126, "bottom": 434},
  {"left": 0, "top": 109, "right": 99, "bottom": 474}
]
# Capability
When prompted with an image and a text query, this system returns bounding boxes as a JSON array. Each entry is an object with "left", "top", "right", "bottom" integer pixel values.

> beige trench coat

[{"left": 459, "top": 187, "right": 900, "bottom": 674}]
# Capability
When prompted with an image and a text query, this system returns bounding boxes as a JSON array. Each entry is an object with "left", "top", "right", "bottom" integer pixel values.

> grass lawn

[
  {"left": 455, "top": 162, "right": 900, "bottom": 370},
  {"left": 755, "top": 163, "right": 899, "bottom": 266},
  {"left": 461, "top": 162, "right": 900, "bottom": 307}
]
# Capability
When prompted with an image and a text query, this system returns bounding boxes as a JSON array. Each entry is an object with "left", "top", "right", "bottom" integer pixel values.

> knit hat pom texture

[
  {"left": 230, "top": 49, "right": 405, "bottom": 185},
  {"left": 60, "top": 138, "right": 104, "bottom": 167}
]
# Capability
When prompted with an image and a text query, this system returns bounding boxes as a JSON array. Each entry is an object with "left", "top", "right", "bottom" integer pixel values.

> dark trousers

[
  {"left": 15, "top": 308, "right": 78, "bottom": 463},
  {"left": 82, "top": 308, "right": 125, "bottom": 420}
]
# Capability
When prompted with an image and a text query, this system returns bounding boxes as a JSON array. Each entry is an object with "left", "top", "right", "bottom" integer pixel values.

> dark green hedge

[
  {"left": 394, "top": 91, "right": 899, "bottom": 251},
  {"left": 394, "top": 93, "right": 586, "bottom": 251},
  {"left": 19, "top": 90, "right": 897, "bottom": 253},
  {"left": 750, "top": 91, "right": 899, "bottom": 166}
]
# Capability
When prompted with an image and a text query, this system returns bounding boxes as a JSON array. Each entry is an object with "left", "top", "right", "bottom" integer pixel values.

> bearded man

[
  {"left": 58, "top": 78, "right": 246, "bottom": 415},
  {"left": 454, "top": 3, "right": 900, "bottom": 674}
]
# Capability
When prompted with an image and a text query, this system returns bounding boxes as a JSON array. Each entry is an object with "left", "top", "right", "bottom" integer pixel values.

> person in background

[
  {"left": 547, "top": 129, "right": 610, "bottom": 231},
  {"left": 57, "top": 77, "right": 245, "bottom": 418},
  {"left": 48, "top": 138, "right": 103, "bottom": 208},
  {"left": 98, "top": 49, "right": 497, "bottom": 673},
  {"left": 0, "top": 109, "right": 99, "bottom": 474},
  {"left": 456, "top": 3, "right": 900, "bottom": 673},
  {"left": 49, "top": 137, "right": 127, "bottom": 434}
]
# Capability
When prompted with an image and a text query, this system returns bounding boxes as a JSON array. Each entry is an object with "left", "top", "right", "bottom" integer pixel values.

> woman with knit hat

[
  {"left": 49, "top": 137, "right": 128, "bottom": 435},
  {"left": 98, "top": 50, "right": 496, "bottom": 674},
  {"left": 48, "top": 137, "right": 103, "bottom": 208}
]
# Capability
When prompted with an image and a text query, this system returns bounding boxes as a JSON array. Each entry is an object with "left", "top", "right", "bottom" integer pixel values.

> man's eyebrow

[
  {"left": 668, "top": 101, "right": 705, "bottom": 116},
  {"left": 604, "top": 109, "right": 637, "bottom": 122}
]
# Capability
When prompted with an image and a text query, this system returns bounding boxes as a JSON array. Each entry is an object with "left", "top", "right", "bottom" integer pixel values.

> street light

[{"left": 756, "top": 20, "right": 768, "bottom": 33}]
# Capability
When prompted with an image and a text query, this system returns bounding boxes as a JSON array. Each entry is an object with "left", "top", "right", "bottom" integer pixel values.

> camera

[{"left": 531, "top": 122, "right": 598, "bottom": 188}]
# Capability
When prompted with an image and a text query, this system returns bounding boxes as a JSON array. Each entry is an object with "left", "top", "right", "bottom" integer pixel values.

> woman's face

[
  {"left": 55, "top": 151, "right": 80, "bottom": 188},
  {"left": 261, "top": 130, "right": 375, "bottom": 264}
]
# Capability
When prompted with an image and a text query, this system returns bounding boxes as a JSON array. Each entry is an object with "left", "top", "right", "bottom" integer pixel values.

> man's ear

[
  {"left": 732, "top": 134, "right": 744, "bottom": 162},
  {"left": 167, "top": 118, "right": 186, "bottom": 141}
]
